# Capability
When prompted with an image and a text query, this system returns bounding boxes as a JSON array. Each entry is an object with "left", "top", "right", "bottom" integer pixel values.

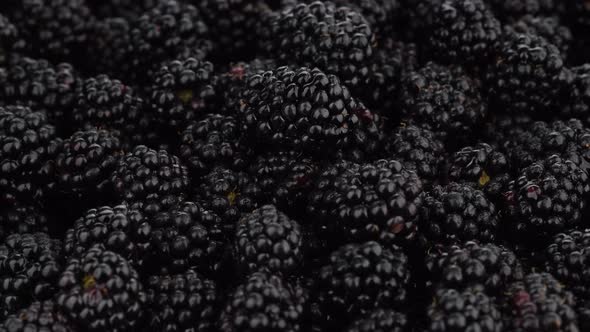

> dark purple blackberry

[
  {"left": 0, "top": 233, "right": 62, "bottom": 320},
  {"left": 425, "top": 241, "right": 525, "bottom": 297},
  {"left": 0, "top": 14, "right": 21, "bottom": 66},
  {"left": 307, "top": 159, "right": 424, "bottom": 249},
  {"left": 320, "top": 0, "right": 401, "bottom": 39},
  {"left": 427, "top": 288, "right": 503, "bottom": 332},
  {"left": 505, "top": 15, "right": 572, "bottom": 57},
  {"left": 505, "top": 273, "right": 579, "bottom": 332},
  {"left": 562, "top": 65, "right": 590, "bottom": 126},
  {"left": 145, "top": 269, "right": 218, "bottom": 332},
  {"left": 399, "top": 62, "right": 487, "bottom": 147},
  {"left": 0, "top": 202, "right": 48, "bottom": 241},
  {"left": 487, "top": 0, "right": 556, "bottom": 21},
  {"left": 235, "top": 205, "right": 303, "bottom": 277},
  {"left": 345, "top": 308, "right": 408, "bottom": 332},
  {"left": 56, "top": 245, "right": 146, "bottom": 332},
  {"left": 0, "top": 300, "right": 72, "bottom": 332},
  {"left": 314, "top": 241, "right": 410, "bottom": 331},
  {"left": 485, "top": 33, "right": 568, "bottom": 117},
  {"left": 0, "top": 105, "right": 61, "bottom": 205},
  {"left": 238, "top": 66, "right": 384, "bottom": 162},
  {"left": 149, "top": 57, "right": 216, "bottom": 132},
  {"left": 110, "top": 145, "right": 190, "bottom": 218}
]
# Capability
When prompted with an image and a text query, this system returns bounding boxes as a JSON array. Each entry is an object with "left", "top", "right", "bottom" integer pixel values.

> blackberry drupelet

[
  {"left": 505, "top": 15, "right": 572, "bottom": 57},
  {"left": 0, "top": 233, "right": 62, "bottom": 320},
  {"left": 219, "top": 271, "right": 304, "bottom": 332},
  {"left": 427, "top": 288, "right": 503, "bottom": 332},
  {"left": 145, "top": 269, "right": 218, "bottom": 332},
  {"left": 307, "top": 159, "right": 423, "bottom": 249},
  {"left": 345, "top": 308, "right": 408, "bottom": 332},
  {"left": 424, "top": 241, "right": 525, "bottom": 297},
  {"left": 485, "top": 33, "right": 568, "bottom": 117},
  {"left": 0, "top": 14, "right": 20, "bottom": 66},
  {"left": 238, "top": 66, "right": 384, "bottom": 161},
  {"left": 563, "top": 65, "right": 590, "bottom": 126},
  {"left": 56, "top": 245, "right": 146, "bottom": 332},
  {"left": 418, "top": 183, "right": 500, "bottom": 245},
  {"left": 0, "top": 202, "right": 48, "bottom": 241},
  {"left": 0, "top": 105, "right": 61, "bottom": 205},
  {"left": 235, "top": 205, "right": 303, "bottom": 277},
  {"left": 314, "top": 241, "right": 410, "bottom": 331},
  {"left": 110, "top": 145, "right": 190, "bottom": 218},
  {"left": 487, "top": 0, "right": 556, "bottom": 21},
  {"left": 384, "top": 124, "right": 445, "bottom": 185},
  {"left": 0, "top": 300, "right": 72, "bottom": 332},
  {"left": 505, "top": 272, "right": 579, "bottom": 332},
  {"left": 399, "top": 62, "right": 487, "bottom": 147}
]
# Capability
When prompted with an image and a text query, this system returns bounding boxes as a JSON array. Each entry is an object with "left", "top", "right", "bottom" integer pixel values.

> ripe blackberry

[
  {"left": 321, "top": 0, "right": 401, "bottom": 39},
  {"left": 0, "top": 202, "right": 48, "bottom": 241},
  {"left": 235, "top": 205, "right": 303, "bottom": 277},
  {"left": 505, "top": 15, "right": 572, "bottom": 57},
  {"left": 0, "top": 105, "right": 61, "bottom": 205},
  {"left": 485, "top": 33, "right": 568, "bottom": 117},
  {"left": 307, "top": 159, "right": 424, "bottom": 249},
  {"left": 219, "top": 271, "right": 304, "bottom": 332},
  {"left": 487, "top": 0, "right": 556, "bottom": 21},
  {"left": 424, "top": 241, "right": 525, "bottom": 297},
  {"left": 0, "top": 233, "right": 62, "bottom": 320},
  {"left": 345, "top": 308, "right": 408, "bottom": 332},
  {"left": 427, "top": 288, "right": 503, "bottom": 332},
  {"left": 238, "top": 66, "right": 384, "bottom": 161},
  {"left": 384, "top": 124, "right": 445, "bottom": 185},
  {"left": 56, "top": 245, "right": 146, "bottom": 332},
  {"left": 0, "top": 14, "right": 21, "bottom": 66},
  {"left": 504, "top": 155, "right": 590, "bottom": 245},
  {"left": 0, "top": 300, "right": 72, "bottom": 332},
  {"left": 562, "top": 65, "right": 590, "bottom": 126},
  {"left": 399, "top": 62, "right": 487, "bottom": 147},
  {"left": 110, "top": 145, "right": 190, "bottom": 218},
  {"left": 145, "top": 269, "right": 218, "bottom": 332},
  {"left": 505, "top": 272, "right": 579, "bottom": 332},
  {"left": 425, "top": 0, "right": 502, "bottom": 67},
  {"left": 314, "top": 241, "right": 410, "bottom": 330},
  {"left": 149, "top": 57, "right": 216, "bottom": 132}
]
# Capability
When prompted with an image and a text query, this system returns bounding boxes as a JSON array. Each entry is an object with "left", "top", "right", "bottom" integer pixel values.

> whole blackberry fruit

[
  {"left": 238, "top": 66, "right": 384, "bottom": 161},
  {"left": 235, "top": 205, "right": 303, "bottom": 277},
  {"left": 145, "top": 269, "right": 218, "bottom": 332},
  {"left": 56, "top": 245, "right": 146, "bottom": 332},
  {"left": 504, "top": 155, "right": 590, "bottom": 245},
  {"left": 0, "top": 300, "right": 72, "bottom": 332},
  {"left": 384, "top": 124, "right": 445, "bottom": 185},
  {"left": 418, "top": 183, "right": 500, "bottom": 245},
  {"left": 110, "top": 145, "right": 190, "bottom": 218},
  {"left": 505, "top": 273, "right": 579, "bottom": 332},
  {"left": 149, "top": 57, "right": 216, "bottom": 132},
  {"left": 0, "top": 14, "right": 21, "bottom": 66},
  {"left": 505, "top": 15, "right": 572, "bottom": 57},
  {"left": 0, "top": 105, "right": 61, "bottom": 205},
  {"left": 562, "top": 65, "right": 590, "bottom": 126},
  {"left": 345, "top": 308, "right": 408, "bottom": 332},
  {"left": 0, "top": 233, "right": 62, "bottom": 320},
  {"left": 314, "top": 241, "right": 410, "bottom": 330},
  {"left": 0, "top": 202, "right": 48, "bottom": 241},
  {"left": 219, "top": 271, "right": 304, "bottom": 332},
  {"left": 427, "top": 288, "right": 503, "bottom": 332},
  {"left": 399, "top": 62, "right": 487, "bottom": 147},
  {"left": 424, "top": 241, "right": 525, "bottom": 297},
  {"left": 307, "top": 159, "right": 423, "bottom": 249},
  {"left": 425, "top": 0, "right": 502, "bottom": 67},
  {"left": 485, "top": 33, "right": 568, "bottom": 117},
  {"left": 487, "top": 0, "right": 556, "bottom": 21}
]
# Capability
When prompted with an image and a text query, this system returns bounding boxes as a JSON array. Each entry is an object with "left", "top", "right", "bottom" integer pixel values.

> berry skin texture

[{"left": 0, "top": 300, "right": 72, "bottom": 332}]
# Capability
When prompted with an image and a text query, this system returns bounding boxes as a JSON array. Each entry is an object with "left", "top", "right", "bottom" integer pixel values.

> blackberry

[
  {"left": 504, "top": 155, "right": 590, "bottom": 245},
  {"left": 0, "top": 300, "right": 72, "bottom": 332},
  {"left": 384, "top": 124, "right": 445, "bottom": 185},
  {"left": 307, "top": 159, "right": 423, "bottom": 249},
  {"left": 345, "top": 308, "right": 408, "bottom": 332},
  {"left": 145, "top": 269, "right": 218, "bottom": 332},
  {"left": 0, "top": 202, "right": 48, "bottom": 241},
  {"left": 424, "top": 241, "right": 525, "bottom": 297},
  {"left": 56, "top": 245, "right": 146, "bottom": 332},
  {"left": 319, "top": 0, "right": 401, "bottom": 39},
  {"left": 505, "top": 272, "right": 579, "bottom": 332},
  {"left": 314, "top": 241, "right": 410, "bottom": 330},
  {"left": 425, "top": 0, "right": 502, "bottom": 67},
  {"left": 235, "top": 205, "right": 303, "bottom": 277},
  {"left": 110, "top": 145, "right": 190, "bottom": 218},
  {"left": 219, "top": 271, "right": 304, "bottom": 332},
  {"left": 149, "top": 57, "right": 216, "bottom": 132},
  {"left": 399, "top": 62, "right": 487, "bottom": 147},
  {"left": 0, "top": 233, "right": 62, "bottom": 320},
  {"left": 0, "top": 105, "right": 61, "bottom": 205},
  {"left": 505, "top": 15, "right": 572, "bottom": 57},
  {"left": 240, "top": 66, "right": 384, "bottom": 161},
  {"left": 448, "top": 143, "right": 512, "bottom": 203},
  {"left": 485, "top": 33, "right": 568, "bottom": 117},
  {"left": 562, "top": 65, "right": 590, "bottom": 126},
  {"left": 487, "top": 0, "right": 556, "bottom": 21},
  {"left": 418, "top": 183, "right": 500, "bottom": 245},
  {"left": 427, "top": 288, "right": 503, "bottom": 332},
  {"left": 0, "top": 14, "right": 21, "bottom": 66}
]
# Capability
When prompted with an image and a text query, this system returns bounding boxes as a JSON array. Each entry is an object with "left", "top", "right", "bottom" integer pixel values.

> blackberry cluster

[
  {"left": 505, "top": 15, "right": 573, "bottom": 56},
  {"left": 345, "top": 309, "right": 408, "bottom": 332},
  {"left": 324, "top": 0, "right": 401, "bottom": 39},
  {"left": 0, "top": 300, "right": 71, "bottom": 332}
]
